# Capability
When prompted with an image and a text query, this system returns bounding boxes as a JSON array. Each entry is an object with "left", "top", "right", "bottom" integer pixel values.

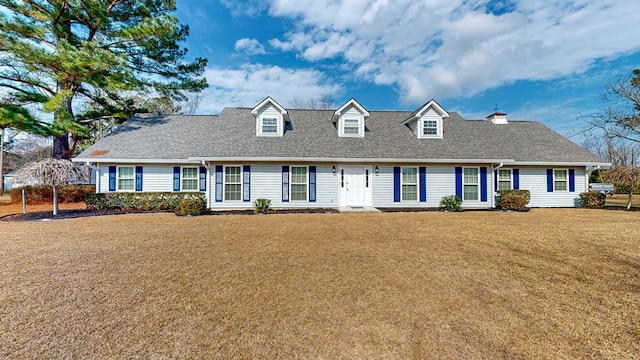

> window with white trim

[
  {"left": 343, "top": 119, "right": 360, "bottom": 135},
  {"left": 463, "top": 167, "right": 479, "bottom": 201},
  {"left": 224, "top": 166, "right": 242, "bottom": 200},
  {"left": 290, "top": 166, "right": 308, "bottom": 201},
  {"left": 117, "top": 166, "right": 134, "bottom": 191},
  {"left": 261, "top": 117, "right": 277, "bottom": 134},
  {"left": 422, "top": 120, "right": 438, "bottom": 136},
  {"left": 554, "top": 169, "right": 568, "bottom": 191},
  {"left": 181, "top": 167, "right": 198, "bottom": 191},
  {"left": 401, "top": 167, "right": 418, "bottom": 201},
  {"left": 497, "top": 169, "right": 512, "bottom": 191}
]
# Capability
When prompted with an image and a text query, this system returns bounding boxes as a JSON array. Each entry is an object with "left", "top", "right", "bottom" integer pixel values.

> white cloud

[
  {"left": 266, "top": 0, "right": 640, "bottom": 105},
  {"left": 234, "top": 38, "right": 266, "bottom": 55},
  {"left": 197, "top": 64, "right": 341, "bottom": 113}
]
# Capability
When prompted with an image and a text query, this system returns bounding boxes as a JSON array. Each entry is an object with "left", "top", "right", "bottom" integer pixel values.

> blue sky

[{"left": 174, "top": 0, "right": 640, "bottom": 140}]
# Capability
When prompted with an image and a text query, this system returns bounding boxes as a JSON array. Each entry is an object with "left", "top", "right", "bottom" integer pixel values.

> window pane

[
  {"left": 344, "top": 119, "right": 359, "bottom": 134},
  {"left": 225, "top": 184, "right": 241, "bottom": 200},
  {"left": 554, "top": 170, "right": 567, "bottom": 180},
  {"left": 182, "top": 179, "right": 198, "bottom": 191},
  {"left": 118, "top": 167, "right": 133, "bottom": 178},
  {"left": 402, "top": 185, "right": 417, "bottom": 201},
  {"left": 554, "top": 169, "right": 567, "bottom": 191},
  {"left": 402, "top": 167, "right": 417, "bottom": 184},
  {"left": 498, "top": 169, "right": 511, "bottom": 191},
  {"left": 119, "top": 179, "right": 134, "bottom": 190},
  {"left": 262, "top": 118, "right": 277, "bottom": 133},
  {"left": 182, "top": 167, "right": 198, "bottom": 179},
  {"left": 464, "top": 168, "right": 478, "bottom": 184},
  {"left": 291, "top": 184, "right": 307, "bottom": 201},
  {"left": 423, "top": 120, "right": 437, "bottom": 135},
  {"left": 464, "top": 185, "right": 478, "bottom": 200},
  {"left": 225, "top": 166, "right": 241, "bottom": 183}
]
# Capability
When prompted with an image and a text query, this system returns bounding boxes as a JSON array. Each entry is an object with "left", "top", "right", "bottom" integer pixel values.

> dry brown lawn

[{"left": 1, "top": 208, "right": 639, "bottom": 359}]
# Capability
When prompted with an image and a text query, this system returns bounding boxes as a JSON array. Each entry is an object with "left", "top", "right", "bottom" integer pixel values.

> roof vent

[{"left": 487, "top": 112, "right": 508, "bottom": 125}]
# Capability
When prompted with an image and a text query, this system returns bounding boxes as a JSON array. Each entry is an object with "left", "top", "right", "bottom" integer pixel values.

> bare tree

[
  {"left": 4, "top": 133, "right": 52, "bottom": 172},
  {"left": 586, "top": 69, "right": 640, "bottom": 143},
  {"left": 12, "top": 158, "right": 89, "bottom": 216},
  {"left": 600, "top": 166, "right": 640, "bottom": 210},
  {"left": 582, "top": 131, "right": 639, "bottom": 167},
  {"left": 289, "top": 94, "right": 335, "bottom": 110}
]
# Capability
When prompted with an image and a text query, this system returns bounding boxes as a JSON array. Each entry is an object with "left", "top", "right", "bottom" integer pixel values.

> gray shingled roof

[{"left": 75, "top": 108, "right": 606, "bottom": 164}]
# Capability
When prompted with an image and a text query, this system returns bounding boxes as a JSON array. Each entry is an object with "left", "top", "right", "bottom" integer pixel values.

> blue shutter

[
  {"left": 215, "top": 165, "right": 223, "bottom": 202},
  {"left": 480, "top": 167, "right": 488, "bottom": 202},
  {"left": 419, "top": 166, "right": 426, "bottom": 202},
  {"left": 108, "top": 166, "right": 116, "bottom": 191},
  {"left": 513, "top": 169, "right": 520, "bottom": 190},
  {"left": 199, "top": 166, "right": 206, "bottom": 191},
  {"left": 135, "top": 166, "right": 143, "bottom": 192},
  {"left": 569, "top": 169, "right": 575, "bottom": 192},
  {"left": 282, "top": 166, "right": 289, "bottom": 202},
  {"left": 173, "top": 167, "right": 180, "bottom": 191},
  {"left": 393, "top": 167, "right": 400, "bottom": 202},
  {"left": 309, "top": 166, "right": 316, "bottom": 202},
  {"left": 243, "top": 165, "right": 251, "bottom": 202},
  {"left": 455, "top": 167, "right": 462, "bottom": 198},
  {"left": 547, "top": 169, "right": 553, "bottom": 192}
]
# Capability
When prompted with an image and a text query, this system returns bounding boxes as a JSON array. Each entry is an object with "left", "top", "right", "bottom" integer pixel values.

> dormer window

[
  {"left": 403, "top": 99, "right": 449, "bottom": 139},
  {"left": 251, "top": 96, "right": 288, "bottom": 137},
  {"left": 261, "top": 117, "right": 278, "bottom": 134},
  {"left": 333, "top": 98, "right": 369, "bottom": 138}
]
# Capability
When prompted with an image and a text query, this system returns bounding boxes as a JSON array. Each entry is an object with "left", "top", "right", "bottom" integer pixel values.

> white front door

[{"left": 345, "top": 166, "right": 365, "bottom": 206}]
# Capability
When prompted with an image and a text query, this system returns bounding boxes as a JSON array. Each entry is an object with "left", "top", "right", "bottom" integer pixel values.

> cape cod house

[{"left": 73, "top": 97, "right": 609, "bottom": 210}]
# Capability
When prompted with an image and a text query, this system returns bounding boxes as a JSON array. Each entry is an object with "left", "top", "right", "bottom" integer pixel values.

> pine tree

[{"left": 0, "top": 0, "right": 208, "bottom": 158}]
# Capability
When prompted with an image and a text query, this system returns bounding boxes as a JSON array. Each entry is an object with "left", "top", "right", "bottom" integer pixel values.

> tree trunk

[
  {"left": 52, "top": 135, "right": 69, "bottom": 159},
  {"left": 627, "top": 192, "right": 632, "bottom": 210},
  {"left": 0, "top": 127, "right": 4, "bottom": 195},
  {"left": 53, "top": 185, "right": 58, "bottom": 216}
]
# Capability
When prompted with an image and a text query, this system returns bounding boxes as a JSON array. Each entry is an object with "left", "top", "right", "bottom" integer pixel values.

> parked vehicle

[{"left": 588, "top": 183, "right": 614, "bottom": 195}]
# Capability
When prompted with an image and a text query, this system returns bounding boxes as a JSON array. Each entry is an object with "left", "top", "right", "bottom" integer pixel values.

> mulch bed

[{"left": 1, "top": 207, "right": 340, "bottom": 221}]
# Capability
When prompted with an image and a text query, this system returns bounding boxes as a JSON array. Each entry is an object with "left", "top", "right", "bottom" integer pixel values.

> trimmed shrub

[
  {"left": 9, "top": 185, "right": 95, "bottom": 204},
  {"left": 578, "top": 192, "right": 606, "bottom": 208},
  {"left": 174, "top": 198, "right": 206, "bottom": 216},
  {"left": 499, "top": 194, "right": 529, "bottom": 211},
  {"left": 497, "top": 189, "right": 531, "bottom": 203},
  {"left": 253, "top": 198, "right": 271, "bottom": 214},
  {"left": 439, "top": 195, "right": 463, "bottom": 212},
  {"left": 85, "top": 192, "right": 206, "bottom": 211}
]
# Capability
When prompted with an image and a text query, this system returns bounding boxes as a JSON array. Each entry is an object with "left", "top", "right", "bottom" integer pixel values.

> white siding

[
  {"left": 98, "top": 164, "right": 185, "bottom": 193},
  {"left": 209, "top": 164, "right": 339, "bottom": 209},
  {"left": 417, "top": 109, "right": 443, "bottom": 139},
  {"left": 256, "top": 104, "right": 283, "bottom": 136},
  {"left": 371, "top": 165, "right": 492, "bottom": 208},
  {"left": 407, "top": 121, "right": 417, "bottom": 135},
  {"left": 518, "top": 167, "right": 585, "bottom": 207}
]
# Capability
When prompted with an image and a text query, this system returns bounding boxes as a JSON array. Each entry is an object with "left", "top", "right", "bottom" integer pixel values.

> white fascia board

[
  {"left": 511, "top": 161, "right": 612, "bottom": 167},
  {"left": 189, "top": 156, "right": 516, "bottom": 164},
  {"left": 72, "top": 158, "right": 200, "bottom": 164},
  {"left": 403, "top": 99, "right": 449, "bottom": 125},
  {"left": 250, "top": 96, "right": 288, "bottom": 115},
  {"left": 333, "top": 98, "right": 370, "bottom": 117}
]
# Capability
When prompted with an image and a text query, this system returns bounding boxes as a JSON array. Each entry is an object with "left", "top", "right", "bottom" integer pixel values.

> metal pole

[{"left": 21, "top": 188, "right": 26, "bottom": 214}]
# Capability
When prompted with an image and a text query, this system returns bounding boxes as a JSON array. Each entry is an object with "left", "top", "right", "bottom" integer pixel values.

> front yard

[{"left": 1, "top": 209, "right": 639, "bottom": 358}]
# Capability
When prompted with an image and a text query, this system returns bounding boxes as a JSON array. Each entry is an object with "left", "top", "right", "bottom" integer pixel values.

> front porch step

[{"left": 338, "top": 206, "right": 381, "bottom": 213}]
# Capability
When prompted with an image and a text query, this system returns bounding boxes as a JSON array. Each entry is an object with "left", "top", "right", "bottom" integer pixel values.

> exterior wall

[
  {"left": 209, "top": 164, "right": 339, "bottom": 209},
  {"left": 517, "top": 167, "right": 585, "bottom": 207},
  {"left": 338, "top": 105, "right": 365, "bottom": 137},
  {"left": 372, "top": 165, "right": 493, "bottom": 209},
  {"left": 95, "top": 163, "right": 588, "bottom": 209},
  {"left": 417, "top": 108, "right": 443, "bottom": 139}
]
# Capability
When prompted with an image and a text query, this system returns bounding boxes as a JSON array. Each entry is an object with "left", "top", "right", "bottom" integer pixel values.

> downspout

[
  {"left": 491, "top": 162, "right": 504, "bottom": 208},
  {"left": 85, "top": 162, "right": 100, "bottom": 193},
  {"left": 201, "top": 160, "right": 211, "bottom": 209}
]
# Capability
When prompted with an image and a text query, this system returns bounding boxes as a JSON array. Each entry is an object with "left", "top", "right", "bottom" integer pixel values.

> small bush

[
  {"left": 499, "top": 194, "right": 529, "bottom": 211},
  {"left": 253, "top": 198, "right": 271, "bottom": 214},
  {"left": 86, "top": 192, "right": 205, "bottom": 211},
  {"left": 497, "top": 189, "right": 531, "bottom": 203},
  {"left": 439, "top": 195, "right": 463, "bottom": 212},
  {"left": 174, "top": 198, "right": 206, "bottom": 216},
  {"left": 578, "top": 192, "right": 606, "bottom": 208}
]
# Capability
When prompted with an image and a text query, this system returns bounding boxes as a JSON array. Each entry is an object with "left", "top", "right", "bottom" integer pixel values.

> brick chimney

[{"left": 486, "top": 112, "right": 508, "bottom": 124}]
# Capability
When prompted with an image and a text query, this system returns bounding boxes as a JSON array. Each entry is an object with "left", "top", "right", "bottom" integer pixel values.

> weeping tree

[
  {"left": 12, "top": 158, "right": 89, "bottom": 216},
  {"left": 0, "top": 0, "right": 208, "bottom": 159},
  {"left": 600, "top": 166, "right": 640, "bottom": 210}
]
